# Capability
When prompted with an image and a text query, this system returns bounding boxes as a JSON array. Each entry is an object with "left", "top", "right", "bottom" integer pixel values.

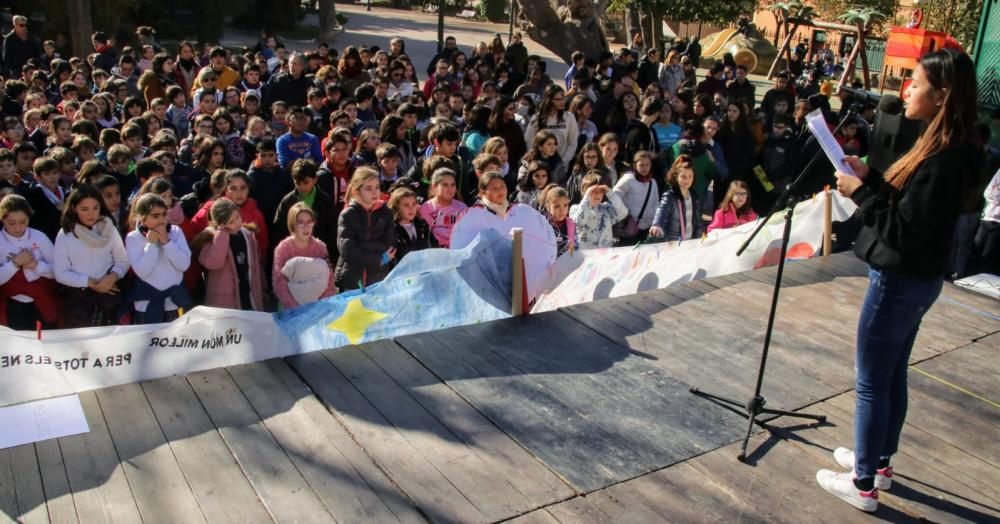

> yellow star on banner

[{"left": 326, "top": 298, "right": 388, "bottom": 344}]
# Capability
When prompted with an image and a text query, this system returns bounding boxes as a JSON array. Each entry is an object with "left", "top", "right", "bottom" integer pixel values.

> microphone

[{"left": 868, "top": 94, "right": 921, "bottom": 174}]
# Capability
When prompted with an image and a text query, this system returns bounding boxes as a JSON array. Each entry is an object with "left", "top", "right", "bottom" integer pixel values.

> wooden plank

[
  {"left": 7, "top": 445, "right": 48, "bottom": 524},
  {"left": 140, "top": 375, "right": 274, "bottom": 524},
  {"left": 914, "top": 341, "right": 999, "bottom": 404},
  {"left": 396, "top": 328, "right": 644, "bottom": 493},
  {"left": 359, "top": 339, "right": 573, "bottom": 506},
  {"left": 541, "top": 495, "right": 614, "bottom": 523},
  {"left": 450, "top": 313, "right": 749, "bottom": 476},
  {"left": 266, "top": 360, "right": 425, "bottom": 524},
  {"left": 321, "top": 344, "right": 538, "bottom": 521},
  {"left": 0, "top": 450, "right": 20, "bottom": 524},
  {"left": 95, "top": 383, "right": 206, "bottom": 523},
  {"left": 57, "top": 391, "right": 142, "bottom": 524},
  {"left": 450, "top": 311, "right": 748, "bottom": 464},
  {"left": 902, "top": 371, "right": 1000, "bottom": 465},
  {"left": 506, "top": 507, "right": 563, "bottom": 524},
  {"left": 287, "top": 350, "right": 487, "bottom": 522},
  {"left": 33, "top": 439, "right": 79, "bottom": 524},
  {"left": 186, "top": 368, "right": 335, "bottom": 523},
  {"left": 648, "top": 461, "right": 777, "bottom": 522},
  {"left": 227, "top": 360, "right": 418, "bottom": 523},
  {"left": 584, "top": 465, "right": 735, "bottom": 523}
]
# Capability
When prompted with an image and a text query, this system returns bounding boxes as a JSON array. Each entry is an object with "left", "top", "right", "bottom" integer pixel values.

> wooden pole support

[
  {"left": 511, "top": 228, "right": 524, "bottom": 316},
  {"left": 823, "top": 188, "right": 833, "bottom": 257}
]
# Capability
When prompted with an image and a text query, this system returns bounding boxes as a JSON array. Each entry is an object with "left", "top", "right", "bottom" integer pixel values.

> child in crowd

[
  {"left": 540, "top": 184, "right": 576, "bottom": 256},
  {"left": 273, "top": 159, "right": 336, "bottom": 255},
  {"left": 198, "top": 198, "right": 266, "bottom": 310},
  {"left": 93, "top": 174, "right": 125, "bottom": 234},
  {"left": 418, "top": 168, "right": 467, "bottom": 248},
  {"left": 53, "top": 184, "right": 130, "bottom": 327},
  {"left": 469, "top": 171, "right": 512, "bottom": 218},
  {"left": 514, "top": 160, "right": 549, "bottom": 210},
  {"left": 388, "top": 187, "right": 434, "bottom": 264},
  {"left": 570, "top": 173, "right": 628, "bottom": 249},
  {"left": 25, "top": 157, "right": 67, "bottom": 241},
  {"left": 707, "top": 180, "right": 757, "bottom": 232},
  {"left": 336, "top": 167, "right": 396, "bottom": 291},
  {"left": 0, "top": 194, "right": 58, "bottom": 329},
  {"left": 247, "top": 138, "right": 293, "bottom": 230},
  {"left": 612, "top": 150, "right": 659, "bottom": 245},
  {"left": 649, "top": 154, "right": 704, "bottom": 242},
  {"left": 272, "top": 202, "right": 336, "bottom": 310},
  {"left": 518, "top": 130, "right": 566, "bottom": 186},
  {"left": 125, "top": 193, "right": 193, "bottom": 323}
]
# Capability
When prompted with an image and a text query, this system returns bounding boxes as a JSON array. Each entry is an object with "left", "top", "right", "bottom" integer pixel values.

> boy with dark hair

[
  {"left": 762, "top": 71, "right": 796, "bottom": 120},
  {"left": 25, "top": 157, "right": 65, "bottom": 240},
  {"left": 12, "top": 143, "right": 37, "bottom": 184},
  {"left": 272, "top": 158, "right": 336, "bottom": 256},
  {"left": 165, "top": 85, "right": 192, "bottom": 138},
  {"left": 120, "top": 122, "right": 149, "bottom": 160},
  {"left": 354, "top": 82, "right": 378, "bottom": 129},
  {"left": 375, "top": 143, "right": 403, "bottom": 196},
  {"left": 276, "top": 106, "right": 323, "bottom": 169},
  {"left": 248, "top": 137, "right": 293, "bottom": 228},
  {"left": 92, "top": 174, "right": 124, "bottom": 233},
  {"left": 405, "top": 122, "right": 476, "bottom": 204},
  {"left": 0, "top": 148, "right": 30, "bottom": 196},
  {"left": 316, "top": 132, "right": 354, "bottom": 209},
  {"left": 305, "top": 87, "right": 330, "bottom": 137},
  {"left": 106, "top": 143, "right": 138, "bottom": 199}
]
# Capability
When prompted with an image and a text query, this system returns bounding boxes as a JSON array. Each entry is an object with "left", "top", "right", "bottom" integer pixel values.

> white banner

[
  {"left": 0, "top": 308, "right": 290, "bottom": 407},
  {"left": 532, "top": 193, "right": 857, "bottom": 312}
]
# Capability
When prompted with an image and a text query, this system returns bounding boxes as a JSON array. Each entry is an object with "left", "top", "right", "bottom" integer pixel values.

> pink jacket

[
  {"left": 707, "top": 205, "right": 758, "bottom": 233},
  {"left": 272, "top": 236, "right": 336, "bottom": 309},
  {"left": 184, "top": 198, "right": 270, "bottom": 263},
  {"left": 198, "top": 228, "right": 266, "bottom": 310}
]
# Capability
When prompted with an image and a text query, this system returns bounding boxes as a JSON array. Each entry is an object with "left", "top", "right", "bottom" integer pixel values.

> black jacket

[
  {"left": 651, "top": 186, "right": 704, "bottom": 242},
  {"left": 335, "top": 201, "right": 396, "bottom": 290},
  {"left": 248, "top": 165, "right": 294, "bottom": 231},
  {"left": 264, "top": 72, "right": 312, "bottom": 108},
  {"left": 393, "top": 217, "right": 436, "bottom": 265},
  {"left": 851, "top": 141, "right": 982, "bottom": 278},
  {"left": 25, "top": 184, "right": 64, "bottom": 241},
  {"left": 1, "top": 32, "right": 41, "bottom": 78}
]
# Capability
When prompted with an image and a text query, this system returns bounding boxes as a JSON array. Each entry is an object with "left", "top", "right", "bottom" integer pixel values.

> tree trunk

[
  {"left": 514, "top": 0, "right": 608, "bottom": 63},
  {"left": 859, "top": 34, "right": 871, "bottom": 90},
  {"left": 65, "top": 0, "right": 93, "bottom": 61},
  {"left": 838, "top": 28, "right": 864, "bottom": 88},
  {"left": 768, "top": 22, "right": 798, "bottom": 79},
  {"left": 318, "top": 0, "right": 340, "bottom": 42}
]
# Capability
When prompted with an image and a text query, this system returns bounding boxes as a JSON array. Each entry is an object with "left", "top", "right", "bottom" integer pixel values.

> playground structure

[
  {"left": 881, "top": 27, "right": 956, "bottom": 98},
  {"left": 697, "top": 27, "right": 778, "bottom": 75}
]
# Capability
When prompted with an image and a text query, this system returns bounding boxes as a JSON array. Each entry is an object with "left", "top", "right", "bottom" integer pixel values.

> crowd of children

[{"left": 3, "top": 16, "right": 995, "bottom": 330}]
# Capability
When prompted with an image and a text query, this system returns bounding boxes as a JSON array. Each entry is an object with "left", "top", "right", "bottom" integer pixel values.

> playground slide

[{"left": 701, "top": 27, "right": 739, "bottom": 58}]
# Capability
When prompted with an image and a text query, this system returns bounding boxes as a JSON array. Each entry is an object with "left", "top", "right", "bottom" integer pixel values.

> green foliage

[
  {"left": 478, "top": 0, "right": 507, "bottom": 23},
  {"left": 838, "top": 7, "right": 886, "bottom": 29},
  {"left": 810, "top": 0, "right": 896, "bottom": 33},
  {"left": 609, "top": 0, "right": 757, "bottom": 26},
  {"left": 919, "top": 0, "right": 983, "bottom": 50}
]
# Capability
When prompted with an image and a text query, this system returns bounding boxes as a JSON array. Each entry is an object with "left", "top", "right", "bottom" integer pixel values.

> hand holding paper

[{"left": 805, "top": 109, "right": 858, "bottom": 177}]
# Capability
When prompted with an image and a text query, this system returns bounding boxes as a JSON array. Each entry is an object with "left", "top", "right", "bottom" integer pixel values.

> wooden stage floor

[{"left": 2, "top": 253, "right": 997, "bottom": 523}]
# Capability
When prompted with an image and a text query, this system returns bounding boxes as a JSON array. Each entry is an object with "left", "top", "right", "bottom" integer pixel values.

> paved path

[{"left": 222, "top": 2, "right": 569, "bottom": 81}]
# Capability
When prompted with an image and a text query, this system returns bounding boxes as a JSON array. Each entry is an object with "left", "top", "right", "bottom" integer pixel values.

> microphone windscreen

[{"left": 878, "top": 94, "right": 903, "bottom": 116}]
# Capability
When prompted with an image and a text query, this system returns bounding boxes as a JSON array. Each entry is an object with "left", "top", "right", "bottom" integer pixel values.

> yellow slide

[{"left": 701, "top": 27, "right": 739, "bottom": 58}]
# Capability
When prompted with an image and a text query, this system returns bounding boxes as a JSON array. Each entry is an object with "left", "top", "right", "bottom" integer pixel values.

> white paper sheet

[
  {"left": 806, "top": 109, "right": 857, "bottom": 177},
  {"left": 0, "top": 395, "right": 90, "bottom": 449}
]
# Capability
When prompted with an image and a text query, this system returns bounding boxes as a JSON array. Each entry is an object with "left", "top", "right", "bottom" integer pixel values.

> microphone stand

[{"left": 690, "top": 108, "right": 859, "bottom": 462}]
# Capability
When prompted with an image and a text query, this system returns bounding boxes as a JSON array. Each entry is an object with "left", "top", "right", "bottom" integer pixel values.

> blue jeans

[{"left": 854, "top": 267, "right": 942, "bottom": 480}]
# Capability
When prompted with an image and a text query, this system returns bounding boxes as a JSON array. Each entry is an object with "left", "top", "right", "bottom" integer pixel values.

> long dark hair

[
  {"left": 467, "top": 105, "right": 491, "bottom": 134},
  {"left": 379, "top": 114, "right": 405, "bottom": 145},
  {"left": 489, "top": 95, "right": 514, "bottom": 131},
  {"left": 885, "top": 49, "right": 976, "bottom": 190},
  {"left": 535, "top": 84, "right": 566, "bottom": 124},
  {"left": 61, "top": 183, "right": 111, "bottom": 232}
]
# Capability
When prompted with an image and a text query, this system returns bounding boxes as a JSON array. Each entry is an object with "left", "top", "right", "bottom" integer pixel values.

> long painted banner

[
  {"left": 532, "top": 192, "right": 858, "bottom": 312},
  {"left": 0, "top": 194, "right": 856, "bottom": 408}
]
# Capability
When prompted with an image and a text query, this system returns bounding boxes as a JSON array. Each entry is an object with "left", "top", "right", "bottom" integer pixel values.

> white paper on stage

[
  {"left": 0, "top": 395, "right": 89, "bottom": 450},
  {"left": 806, "top": 109, "right": 857, "bottom": 177}
]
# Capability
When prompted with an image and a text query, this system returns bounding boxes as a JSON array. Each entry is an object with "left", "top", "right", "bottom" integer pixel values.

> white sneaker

[
  {"left": 833, "top": 447, "right": 893, "bottom": 490},
  {"left": 816, "top": 469, "right": 879, "bottom": 512}
]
